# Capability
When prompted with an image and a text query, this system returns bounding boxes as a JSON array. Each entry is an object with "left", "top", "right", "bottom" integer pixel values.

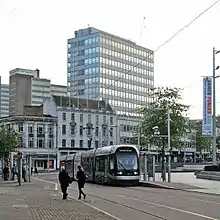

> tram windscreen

[{"left": 116, "top": 153, "right": 138, "bottom": 170}]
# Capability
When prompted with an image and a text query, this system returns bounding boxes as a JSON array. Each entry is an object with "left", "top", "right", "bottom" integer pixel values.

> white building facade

[
  {"left": 0, "top": 115, "right": 58, "bottom": 170},
  {"left": 50, "top": 96, "right": 117, "bottom": 160}
]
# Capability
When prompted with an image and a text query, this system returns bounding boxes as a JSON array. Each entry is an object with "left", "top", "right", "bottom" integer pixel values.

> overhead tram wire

[{"left": 91, "top": 0, "right": 220, "bottom": 100}]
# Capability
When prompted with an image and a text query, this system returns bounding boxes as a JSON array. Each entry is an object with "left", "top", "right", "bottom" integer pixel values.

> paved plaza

[{"left": 0, "top": 179, "right": 116, "bottom": 220}]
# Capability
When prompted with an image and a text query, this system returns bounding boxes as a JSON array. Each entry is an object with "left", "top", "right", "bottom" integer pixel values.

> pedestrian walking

[
  {"left": 34, "top": 166, "right": 38, "bottom": 175},
  {"left": 58, "top": 166, "right": 72, "bottom": 200},
  {"left": 76, "top": 165, "right": 86, "bottom": 200},
  {"left": 22, "top": 166, "right": 27, "bottom": 182},
  {"left": 11, "top": 164, "right": 18, "bottom": 181},
  {"left": 3, "top": 165, "right": 9, "bottom": 181}
]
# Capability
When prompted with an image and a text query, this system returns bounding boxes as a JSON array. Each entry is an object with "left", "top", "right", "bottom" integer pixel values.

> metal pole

[
  {"left": 194, "top": 132, "right": 197, "bottom": 163},
  {"left": 138, "top": 125, "right": 140, "bottom": 149},
  {"left": 48, "top": 148, "right": 50, "bottom": 172},
  {"left": 167, "top": 108, "right": 171, "bottom": 183},
  {"left": 153, "top": 155, "right": 155, "bottom": 181},
  {"left": 28, "top": 155, "right": 31, "bottom": 183},
  {"left": 116, "top": 125, "right": 118, "bottom": 145},
  {"left": 144, "top": 153, "right": 147, "bottom": 181},
  {"left": 19, "top": 156, "right": 22, "bottom": 186},
  {"left": 213, "top": 47, "right": 217, "bottom": 165}
]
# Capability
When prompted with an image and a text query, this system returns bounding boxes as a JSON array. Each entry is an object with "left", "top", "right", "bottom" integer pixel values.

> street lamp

[
  {"left": 152, "top": 107, "right": 171, "bottom": 182},
  {"left": 212, "top": 47, "right": 220, "bottom": 165}
]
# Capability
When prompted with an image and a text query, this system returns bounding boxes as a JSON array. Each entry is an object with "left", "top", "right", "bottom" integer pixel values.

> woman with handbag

[{"left": 76, "top": 165, "right": 86, "bottom": 200}]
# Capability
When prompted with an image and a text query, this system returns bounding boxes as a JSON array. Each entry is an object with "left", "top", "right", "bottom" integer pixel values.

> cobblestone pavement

[
  {"left": 0, "top": 179, "right": 116, "bottom": 220},
  {"left": 37, "top": 173, "right": 220, "bottom": 220}
]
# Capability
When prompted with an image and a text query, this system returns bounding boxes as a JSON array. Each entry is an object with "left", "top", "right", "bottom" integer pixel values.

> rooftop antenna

[{"left": 139, "top": 16, "right": 146, "bottom": 45}]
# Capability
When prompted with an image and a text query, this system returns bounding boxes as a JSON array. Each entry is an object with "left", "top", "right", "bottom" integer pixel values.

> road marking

[
  {"left": 117, "top": 194, "right": 218, "bottom": 220},
  {"left": 34, "top": 177, "right": 122, "bottom": 220},
  {"left": 12, "top": 204, "right": 28, "bottom": 208},
  {"left": 32, "top": 177, "right": 58, "bottom": 191}
]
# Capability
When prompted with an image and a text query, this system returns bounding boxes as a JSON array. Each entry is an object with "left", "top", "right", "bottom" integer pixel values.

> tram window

[
  {"left": 96, "top": 157, "right": 105, "bottom": 172},
  {"left": 109, "top": 156, "right": 114, "bottom": 170}
]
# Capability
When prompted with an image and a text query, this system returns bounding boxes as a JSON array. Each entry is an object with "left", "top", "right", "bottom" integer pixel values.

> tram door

[{"left": 104, "top": 156, "right": 109, "bottom": 183}]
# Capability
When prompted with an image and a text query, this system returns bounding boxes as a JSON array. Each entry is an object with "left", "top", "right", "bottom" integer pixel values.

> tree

[
  {"left": 138, "top": 87, "right": 189, "bottom": 180},
  {"left": 0, "top": 125, "right": 19, "bottom": 159},
  {"left": 190, "top": 121, "right": 212, "bottom": 153}
]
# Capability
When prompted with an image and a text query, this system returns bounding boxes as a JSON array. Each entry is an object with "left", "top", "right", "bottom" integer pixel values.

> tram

[{"left": 62, "top": 145, "right": 140, "bottom": 186}]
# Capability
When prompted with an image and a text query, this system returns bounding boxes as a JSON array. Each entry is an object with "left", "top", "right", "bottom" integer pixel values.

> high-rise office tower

[
  {"left": 67, "top": 27, "right": 154, "bottom": 116},
  {"left": 0, "top": 76, "right": 9, "bottom": 117}
]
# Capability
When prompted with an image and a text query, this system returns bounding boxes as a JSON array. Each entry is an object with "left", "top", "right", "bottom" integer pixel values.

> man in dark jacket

[
  {"left": 58, "top": 166, "right": 72, "bottom": 200},
  {"left": 3, "top": 165, "right": 9, "bottom": 181},
  {"left": 76, "top": 165, "right": 86, "bottom": 200}
]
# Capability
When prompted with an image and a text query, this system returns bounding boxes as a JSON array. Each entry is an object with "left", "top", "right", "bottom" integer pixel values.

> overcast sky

[{"left": 0, "top": 0, "right": 220, "bottom": 119}]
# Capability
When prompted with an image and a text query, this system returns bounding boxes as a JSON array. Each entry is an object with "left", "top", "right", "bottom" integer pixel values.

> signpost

[{"left": 202, "top": 77, "right": 212, "bottom": 136}]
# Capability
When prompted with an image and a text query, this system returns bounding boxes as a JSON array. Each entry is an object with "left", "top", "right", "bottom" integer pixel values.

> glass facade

[
  {"left": 67, "top": 27, "right": 154, "bottom": 116},
  {"left": 0, "top": 84, "right": 9, "bottom": 117}
]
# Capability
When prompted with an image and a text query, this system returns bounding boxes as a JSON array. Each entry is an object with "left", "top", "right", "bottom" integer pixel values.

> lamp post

[
  {"left": 167, "top": 109, "right": 171, "bottom": 183},
  {"left": 212, "top": 47, "right": 220, "bottom": 165},
  {"left": 152, "top": 106, "right": 171, "bottom": 182}
]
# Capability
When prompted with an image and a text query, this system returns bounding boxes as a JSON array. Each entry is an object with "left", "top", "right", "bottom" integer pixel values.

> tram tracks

[
  {"left": 126, "top": 186, "right": 220, "bottom": 205},
  {"left": 68, "top": 186, "right": 168, "bottom": 220},
  {"left": 35, "top": 176, "right": 220, "bottom": 220}
]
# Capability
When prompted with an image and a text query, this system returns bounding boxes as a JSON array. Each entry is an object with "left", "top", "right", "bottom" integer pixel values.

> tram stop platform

[
  {"left": 139, "top": 180, "right": 204, "bottom": 190},
  {"left": 0, "top": 178, "right": 116, "bottom": 220}
]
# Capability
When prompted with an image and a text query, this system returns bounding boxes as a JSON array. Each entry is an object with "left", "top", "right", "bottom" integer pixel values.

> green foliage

[
  {"left": 190, "top": 121, "right": 212, "bottom": 152},
  {"left": 138, "top": 87, "right": 190, "bottom": 149},
  {"left": 0, "top": 125, "right": 19, "bottom": 158}
]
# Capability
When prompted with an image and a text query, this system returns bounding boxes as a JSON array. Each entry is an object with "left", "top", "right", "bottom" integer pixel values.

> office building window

[
  {"left": 95, "top": 127, "right": 99, "bottom": 136},
  {"left": 48, "top": 124, "right": 53, "bottom": 134},
  {"left": 80, "top": 126, "right": 83, "bottom": 136},
  {"left": 70, "top": 125, "right": 75, "bottom": 135},
  {"left": 103, "top": 116, "right": 106, "bottom": 124},
  {"left": 110, "top": 116, "right": 113, "bottom": 125},
  {"left": 28, "top": 138, "right": 34, "bottom": 148},
  {"left": 62, "top": 113, "right": 66, "bottom": 120},
  {"left": 18, "top": 124, "right": 23, "bottom": 133},
  {"left": 80, "top": 140, "right": 83, "bottom": 148},
  {"left": 109, "top": 128, "right": 113, "bottom": 137},
  {"left": 110, "top": 141, "right": 113, "bottom": 145},
  {"left": 80, "top": 114, "right": 83, "bottom": 123},
  {"left": 95, "top": 141, "right": 99, "bottom": 149},
  {"left": 96, "top": 115, "right": 99, "bottom": 125},
  {"left": 37, "top": 139, "right": 43, "bottom": 148},
  {"left": 71, "top": 139, "right": 75, "bottom": 148},
  {"left": 62, "top": 125, "right": 66, "bottom": 135},
  {"left": 28, "top": 125, "right": 33, "bottom": 133},
  {"left": 71, "top": 113, "right": 75, "bottom": 121},
  {"left": 37, "top": 125, "right": 43, "bottom": 134},
  {"left": 48, "top": 138, "right": 53, "bottom": 148},
  {"left": 88, "top": 114, "right": 91, "bottom": 123},
  {"left": 62, "top": 139, "right": 66, "bottom": 147},
  {"left": 103, "top": 127, "right": 107, "bottom": 136}
]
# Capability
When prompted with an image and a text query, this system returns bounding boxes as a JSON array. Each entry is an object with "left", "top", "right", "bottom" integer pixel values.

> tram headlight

[
  {"left": 134, "top": 171, "right": 138, "bottom": 175},
  {"left": 117, "top": 172, "right": 122, "bottom": 175}
]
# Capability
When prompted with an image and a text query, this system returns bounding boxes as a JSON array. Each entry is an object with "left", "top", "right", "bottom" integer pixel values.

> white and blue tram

[{"left": 61, "top": 145, "right": 140, "bottom": 186}]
